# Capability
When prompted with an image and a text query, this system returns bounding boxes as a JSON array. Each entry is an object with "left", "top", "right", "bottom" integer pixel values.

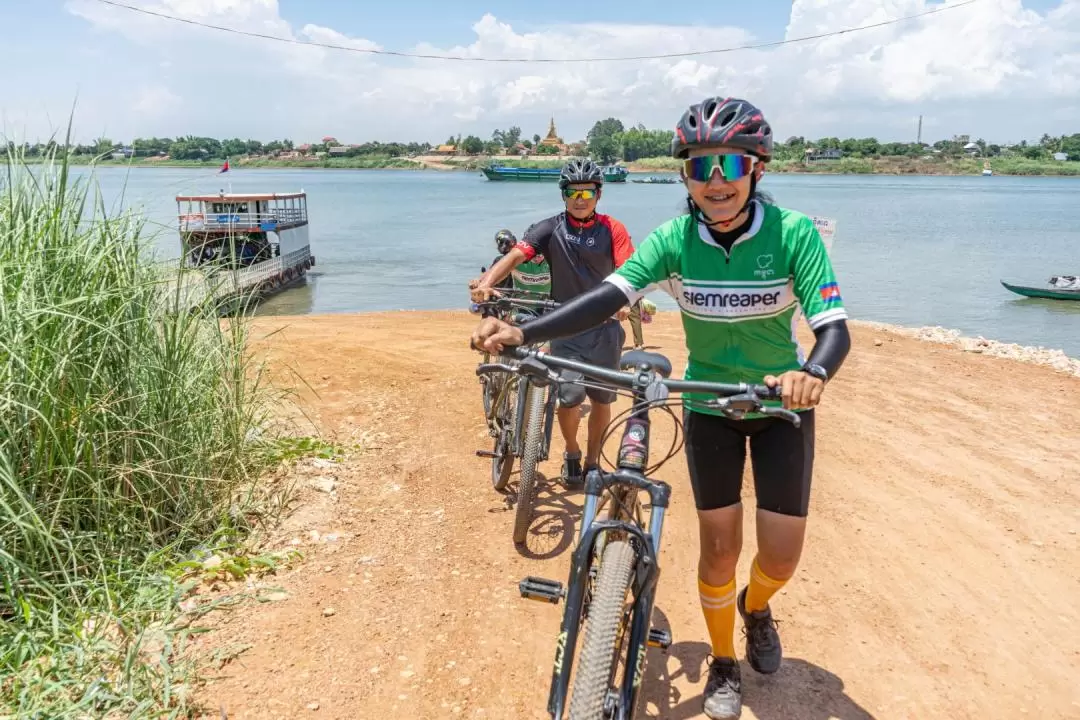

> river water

[{"left": 84, "top": 166, "right": 1080, "bottom": 357}]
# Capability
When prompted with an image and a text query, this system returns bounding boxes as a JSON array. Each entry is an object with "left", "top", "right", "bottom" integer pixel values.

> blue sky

[{"left": 2, "top": 0, "right": 1078, "bottom": 144}]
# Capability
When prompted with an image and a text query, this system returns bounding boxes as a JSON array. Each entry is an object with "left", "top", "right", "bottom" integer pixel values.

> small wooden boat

[{"left": 1000, "top": 279, "right": 1080, "bottom": 301}]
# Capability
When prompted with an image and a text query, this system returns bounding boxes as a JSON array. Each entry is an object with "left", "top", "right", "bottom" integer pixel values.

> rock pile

[{"left": 857, "top": 321, "right": 1080, "bottom": 377}]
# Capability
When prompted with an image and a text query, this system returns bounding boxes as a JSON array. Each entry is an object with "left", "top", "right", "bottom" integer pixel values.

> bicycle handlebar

[{"left": 474, "top": 344, "right": 800, "bottom": 426}]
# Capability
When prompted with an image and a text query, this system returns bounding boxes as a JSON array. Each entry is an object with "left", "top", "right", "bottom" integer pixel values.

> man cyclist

[
  {"left": 469, "top": 158, "right": 634, "bottom": 487},
  {"left": 471, "top": 97, "right": 851, "bottom": 719}
]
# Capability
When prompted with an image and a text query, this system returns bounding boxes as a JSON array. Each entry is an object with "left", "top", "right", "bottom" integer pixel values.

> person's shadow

[{"left": 637, "top": 608, "right": 877, "bottom": 719}]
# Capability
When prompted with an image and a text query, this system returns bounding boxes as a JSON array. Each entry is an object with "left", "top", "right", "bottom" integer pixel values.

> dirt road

[{"left": 194, "top": 311, "right": 1080, "bottom": 719}]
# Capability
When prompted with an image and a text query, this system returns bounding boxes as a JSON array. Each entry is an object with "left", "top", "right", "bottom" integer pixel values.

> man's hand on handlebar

[
  {"left": 471, "top": 317, "right": 525, "bottom": 354},
  {"left": 763, "top": 370, "right": 824, "bottom": 410},
  {"left": 468, "top": 278, "right": 502, "bottom": 303}
]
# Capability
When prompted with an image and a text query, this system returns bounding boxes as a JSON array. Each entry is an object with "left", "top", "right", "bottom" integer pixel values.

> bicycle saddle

[{"left": 619, "top": 349, "right": 672, "bottom": 378}]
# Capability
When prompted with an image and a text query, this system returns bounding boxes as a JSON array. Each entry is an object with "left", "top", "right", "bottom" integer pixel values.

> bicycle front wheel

[
  {"left": 568, "top": 539, "right": 637, "bottom": 720},
  {"left": 512, "top": 381, "right": 545, "bottom": 545}
]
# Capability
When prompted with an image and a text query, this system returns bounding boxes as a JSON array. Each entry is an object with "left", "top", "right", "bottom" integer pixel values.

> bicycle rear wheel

[
  {"left": 512, "top": 381, "right": 545, "bottom": 545},
  {"left": 567, "top": 539, "right": 636, "bottom": 720}
]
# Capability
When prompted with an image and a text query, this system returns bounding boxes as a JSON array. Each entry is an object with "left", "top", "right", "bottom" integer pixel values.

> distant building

[
  {"left": 322, "top": 136, "right": 338, "bottom": 145},
  {"left": 1053, "top": 152, "right": 1068, "bottom": 161},
  {"left": 804, "top": 147, "right": 843, "bottom": 161},
  {"left": 327, "top": 146, "right": 349, "bottom": 156},
  {"left": 434, "top": 144, "right": 457, "bottom": 155},
  {"left": 963, "top": 142, "right": 981, "bottom": 155},
  {"left": 539, "top": 117, "right": 568, "bottom": 153}
]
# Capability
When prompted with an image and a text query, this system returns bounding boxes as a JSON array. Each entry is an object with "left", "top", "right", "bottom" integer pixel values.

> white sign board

[{"left": 810, "top": 216, "right": 837, "bottom": 255}]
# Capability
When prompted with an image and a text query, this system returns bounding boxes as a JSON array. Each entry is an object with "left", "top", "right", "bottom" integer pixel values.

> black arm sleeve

[
  {"left": 806, "top": 320, "right": 851, "bottom": 379},
  {"left": 519, "top": 283, "right": 627, "bottom": 345}
]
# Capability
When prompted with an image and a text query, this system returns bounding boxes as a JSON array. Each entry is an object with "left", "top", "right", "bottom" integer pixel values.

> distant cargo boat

[{"left": 482, "top": 163, "right": 628, "bottom": 183}]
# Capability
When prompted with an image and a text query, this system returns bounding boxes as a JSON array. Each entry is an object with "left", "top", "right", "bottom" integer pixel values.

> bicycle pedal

[
  {"left": 475, "top": 449, "right": 497, "bottom": 458},
  {"left": 647, "top": 628, "right": 672, "bottom": 650},
  {"left": 519, "top": 576, "right": 564, "bottom": 604}
]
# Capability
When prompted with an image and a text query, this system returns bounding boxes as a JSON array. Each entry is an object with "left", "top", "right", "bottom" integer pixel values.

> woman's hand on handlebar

[
  {"left": 471, "top": 317, "right": 524, "bottom": 354},
  {"left": 763, "top": 370, "right": 823, "bottom": 410}
]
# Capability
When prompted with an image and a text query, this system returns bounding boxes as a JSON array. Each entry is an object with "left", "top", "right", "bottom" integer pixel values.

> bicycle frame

[{"left": 546, "top": 382, "right": 671, "bottom": 720}]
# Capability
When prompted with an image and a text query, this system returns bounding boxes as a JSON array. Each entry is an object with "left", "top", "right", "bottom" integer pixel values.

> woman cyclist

[{"left": 470, "top": 96, "right": 851, "bottom": 719}]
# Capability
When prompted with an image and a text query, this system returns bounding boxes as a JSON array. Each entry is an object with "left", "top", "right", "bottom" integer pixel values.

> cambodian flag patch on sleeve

[{"left": 819, "top": 282, "right": 842, "bottom": 303}]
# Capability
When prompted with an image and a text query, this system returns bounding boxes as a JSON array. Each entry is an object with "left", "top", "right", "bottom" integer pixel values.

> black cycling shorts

[
  {"left": 550, "top": 321, "right": 625, "bottom": 406},
  {"left": 683, "top": 408, "right": 816, "bottom": 517}
]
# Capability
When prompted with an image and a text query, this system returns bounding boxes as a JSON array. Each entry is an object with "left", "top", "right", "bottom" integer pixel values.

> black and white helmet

[
  {"left": 494, "top": 229, "right": 517, "bottom": 254},
  {"left": 558, "top": 158, "right": 605, "bottom": 189},
  {"left": 671, "top": 96, "right": 773, "bottom": 161}
]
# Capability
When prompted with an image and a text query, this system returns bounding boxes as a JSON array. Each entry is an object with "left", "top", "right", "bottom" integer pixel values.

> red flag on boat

[{"left": 219, "top": 158, "right": 230, "bottom": 173}]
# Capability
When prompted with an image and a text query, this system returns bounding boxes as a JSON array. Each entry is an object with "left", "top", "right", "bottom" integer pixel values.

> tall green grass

[{"left": 0, "top": 146, "right": 277, "bottom": 716}]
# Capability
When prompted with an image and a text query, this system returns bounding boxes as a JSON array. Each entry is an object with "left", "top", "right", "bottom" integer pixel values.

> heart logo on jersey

[{"left": 754, "top": 254, "right": 775, "bottom": 279}]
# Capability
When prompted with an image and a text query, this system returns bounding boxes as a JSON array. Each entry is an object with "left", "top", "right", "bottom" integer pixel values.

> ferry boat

[
  {"left": 482, "top": 163, "right": 628, "bottom": 183},
  {"left": 172, "top": 191, "right": 315, "bottom": 310}
]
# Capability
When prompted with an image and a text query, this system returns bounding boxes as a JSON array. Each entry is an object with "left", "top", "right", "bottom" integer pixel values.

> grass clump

[{"left": 0, "top": 143, "right": 283, "bottom": 717}]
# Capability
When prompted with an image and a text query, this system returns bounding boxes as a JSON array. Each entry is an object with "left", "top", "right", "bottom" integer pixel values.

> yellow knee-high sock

[
  {"left": 744, "top": 557, "right": 789, "bottom": 613},
  {"left": 698, "top": 577, "right": 737, "bottom": 659}
]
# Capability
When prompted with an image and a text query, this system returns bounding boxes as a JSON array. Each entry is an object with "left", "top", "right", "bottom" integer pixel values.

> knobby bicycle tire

[
  {"left": 568, "top": 540, "right": 637, "bottom": 720},
  {"left": 512, "top": 382, "right": 545, "bottom": 544}
]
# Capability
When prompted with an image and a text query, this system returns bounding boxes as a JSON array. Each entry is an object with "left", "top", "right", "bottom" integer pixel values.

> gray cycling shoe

[
  {"left": 702, "top": 656, "right": 742, "bottom": 719},
  {"left": 738, "top": 586, "right": 783, "bottom": 674}
]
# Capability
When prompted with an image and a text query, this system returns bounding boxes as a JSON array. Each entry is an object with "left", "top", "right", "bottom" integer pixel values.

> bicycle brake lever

[
  {"left": 756, "top": 405, "right": 802, "bottom": 427},
  {"left": 517, "top": 357, "right": 557, "bottom": 386},
  {"left": 475, "top": 363, "right": 516, "bottom": 376}
]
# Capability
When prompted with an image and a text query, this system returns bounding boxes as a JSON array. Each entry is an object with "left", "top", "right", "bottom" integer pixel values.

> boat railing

[{"left": 178, "top": 208, "right": 307, "bottom": 231}]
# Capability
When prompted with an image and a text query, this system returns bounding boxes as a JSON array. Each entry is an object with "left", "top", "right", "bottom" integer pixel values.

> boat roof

[{"left": 175, "top": 192, "right": 306, "bottom": 202}]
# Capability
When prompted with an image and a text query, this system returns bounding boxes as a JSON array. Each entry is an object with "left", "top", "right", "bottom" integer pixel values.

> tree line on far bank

[
  {"left": 582, "top": 118, "right": 1080, "bottom": 164},
  {"left": 10, "top": 122, "right": 1080, "bottom": 163}
]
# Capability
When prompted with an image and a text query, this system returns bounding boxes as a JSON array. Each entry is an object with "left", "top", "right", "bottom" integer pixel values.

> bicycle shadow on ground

[
  {"left": 515, "top": 473, "right": 584, "bottom": 561},
  {"left": 638, "top": 608, "right": 876, "bottom": 720}
]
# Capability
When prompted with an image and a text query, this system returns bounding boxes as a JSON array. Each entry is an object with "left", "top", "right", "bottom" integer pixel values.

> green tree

[
  {"left": 589, "top": 135, "right": 620, "bottom": 163},
  {"left": 1039, "top": 134, "right": 1061, "bottom": 153},
  {"left": 504, "top": 126, "right": 522, "bottom": 148},
  {"left": 461, "top": 135, "right": 484, "bottom": 155},
  {"left": 1059, "top": 134, "right": 1080, "bottom": 160}
]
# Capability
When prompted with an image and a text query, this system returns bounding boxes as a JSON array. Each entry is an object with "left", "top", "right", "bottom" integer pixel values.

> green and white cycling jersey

[
  {"left": 606, "top": 201, "right": 847, "bottom": 414},
  {"left": 512, "top": 255, "right": 552, "bottom": 296}
]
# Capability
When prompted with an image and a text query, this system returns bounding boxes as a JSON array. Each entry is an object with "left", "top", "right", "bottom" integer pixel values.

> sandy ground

[{"left": 191, "top": 311, "right": 1080, "bottom": 720}]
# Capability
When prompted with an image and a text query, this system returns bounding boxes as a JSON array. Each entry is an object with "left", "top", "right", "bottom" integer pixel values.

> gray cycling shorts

[{"left": 550, "top": 321, "right": 625, "bottom": 407}]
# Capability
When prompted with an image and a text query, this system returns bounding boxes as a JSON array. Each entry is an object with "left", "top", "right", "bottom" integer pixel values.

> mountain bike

[
  {"left": 471, "top": 291, "right": 560, "bottom": 544},
  {"left": 475, "top": 345, "right": 799, "bottom": 719}
]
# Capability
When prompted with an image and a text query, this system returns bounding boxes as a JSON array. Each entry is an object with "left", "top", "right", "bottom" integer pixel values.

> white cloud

[
  {"left": 131, "top": 85, "right": 182, "bottom": 117},
  {"left": 13, "top": 0, "right": 1080, "bottom": 143}
]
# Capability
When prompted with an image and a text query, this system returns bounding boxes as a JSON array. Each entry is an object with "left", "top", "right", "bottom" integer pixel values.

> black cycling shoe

[
  {"left": 702, "top": 656, "right": 742, "bottom": 719},
  {"left": 737, "top": 586, "right": 782, "bottom": 674},
  {"left": 561, "top": 452, "right": 583, "bottom": 488}
]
